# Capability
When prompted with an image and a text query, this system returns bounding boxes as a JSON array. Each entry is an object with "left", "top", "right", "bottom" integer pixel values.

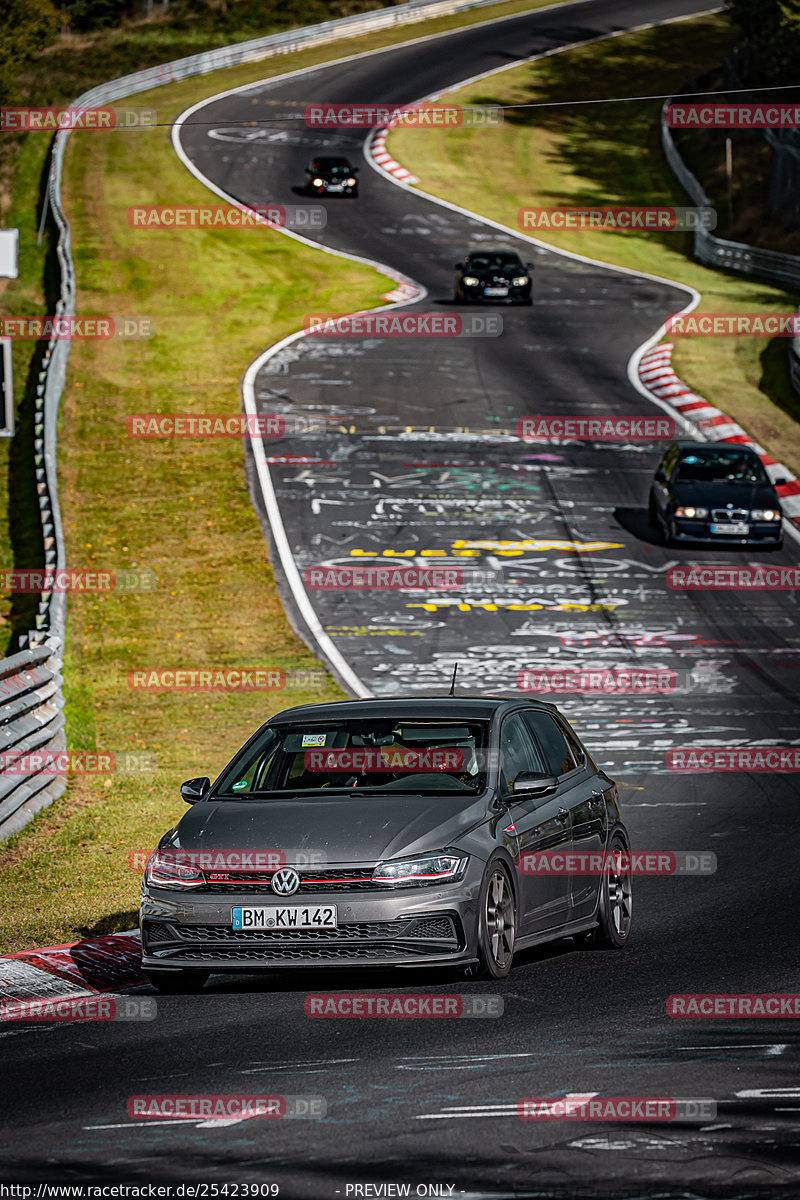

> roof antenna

[{"left": 448, "top": 662, "right": 459, "bottom": 696}]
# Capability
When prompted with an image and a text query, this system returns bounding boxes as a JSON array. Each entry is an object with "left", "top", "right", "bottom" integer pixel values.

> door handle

[{"left": 556, "top": 807, "right": 569, "bottom": 823}]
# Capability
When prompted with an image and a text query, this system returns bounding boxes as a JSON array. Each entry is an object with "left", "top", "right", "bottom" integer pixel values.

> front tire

[
  {"left": 476, "top": 863, "right": 516, "bottom": 979},
  {"left": 144, "top": 969, "right": 209, "bottom": 993},
  {"left": 648, "top": 491, "right": 658, "bottom": 529},
  {"left": 575, "top": 835, "right": 632, "bottom": 950}
]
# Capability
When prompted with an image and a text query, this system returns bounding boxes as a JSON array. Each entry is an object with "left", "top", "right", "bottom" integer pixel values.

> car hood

[
  {"left": 671, "top": 480, "right": 779, "bottom": 508},
  {"left": 171, "top": 793, "right": 490, "bottom": 865}
]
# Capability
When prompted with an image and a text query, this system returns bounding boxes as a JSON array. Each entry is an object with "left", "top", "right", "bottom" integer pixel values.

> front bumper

[
  {"left": 672, "top": 518, "right": 783, "bottom": 544},
  {"left": 141, "top": 875, "right": 482, "bottom": 972},
  {"left": 458, "top": 285, "right": 531, "bottom": 304}
]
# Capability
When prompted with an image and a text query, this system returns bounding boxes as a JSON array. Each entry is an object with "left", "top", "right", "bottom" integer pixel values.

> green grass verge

[
  {"left": 388, "top": 13, "right": 800, "bottom": 476},
  {"left": 0, "top": 0, "right": 581, "bottom": 953}
]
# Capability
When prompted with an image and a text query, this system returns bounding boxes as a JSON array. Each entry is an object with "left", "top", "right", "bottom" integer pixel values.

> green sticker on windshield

[{"left": 231, "top": 780, "right": 248, "bottom": 791}]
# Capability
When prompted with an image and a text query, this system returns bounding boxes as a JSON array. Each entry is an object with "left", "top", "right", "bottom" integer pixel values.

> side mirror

[
  {"left": 454, "top": 261, "right": 465, "bottom": 269},
  {"left": 525, "top": 262, "right": 533, "bottom": 268},
  {"left": 181, "top": 777, "right": 210, "bottom": 804},
  {"left": 511, "top": 772, "right": 558, "bottom": 799},
  {"left": 351, "top": 166, "right": 359, "bottom": 173},
  {"left": 775, "top": 477, "right": 788, "bottom": 486}
]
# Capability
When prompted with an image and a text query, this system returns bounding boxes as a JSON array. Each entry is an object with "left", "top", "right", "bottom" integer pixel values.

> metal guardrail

[
  {"left": 661, "top": 95, "right": 800, "bottom": 395},
  {"left": 661, "top": 101, "right": 800, "bottom": 292},
  {"left": 0, "top": 637, "right": 66, "bottom": 839},
  {"left": 3, "top": 0, "right": 520, "bottom": 839}
]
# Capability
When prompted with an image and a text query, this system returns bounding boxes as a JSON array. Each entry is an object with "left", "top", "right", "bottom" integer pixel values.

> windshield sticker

[
  {"left": 302, "top": 733, "right": 328, "bottom": 747},
  {"left": 231, "top": 780, "right": 248, "bottom": 791}
]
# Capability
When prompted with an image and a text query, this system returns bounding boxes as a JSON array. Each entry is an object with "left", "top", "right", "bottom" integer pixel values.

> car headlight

[
  {"left": 312, "top": 178, "right": 324, "bottom": 187},
  {"left": 371, "top": 851, "right": 468, "bottom": 887},
  {"left": 461, "top": 276, "right": 480, "bottom": 287},
  {"left": 144, "top": 849, "right": 204, "bottom": 889},
  {"left": 750, "top": 509, "right": 781, "bottom": 521},
  {"left": 511, "top": 276, "right": 530, "bottom": 287},
  {"left": 675, "top": 506, "right": 708, "bottom": 518},
  {"left": 345, "top": 177, "right": 357, "bottom": 186}
]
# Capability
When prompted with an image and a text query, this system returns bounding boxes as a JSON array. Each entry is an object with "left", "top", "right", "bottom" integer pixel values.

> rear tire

[
  {"left": 144, "top": 969, "right": 209, "bottom": 993},
  {"left": 574, "top": 835, "right": 632, "bottom": 950},
  {"left": 476, "top": 863, "right": 516, "bottom": 979}
]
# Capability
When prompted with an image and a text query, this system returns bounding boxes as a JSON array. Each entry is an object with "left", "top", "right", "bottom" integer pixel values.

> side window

[
  {"left": 499, "top": 714, "right": 546, "bottom": 793},
  {"left": 560, "top": 720, "right": 586, "bottom": 767},
  {"left": 521, "top": 711, "right": 576, "bottom": 777}
]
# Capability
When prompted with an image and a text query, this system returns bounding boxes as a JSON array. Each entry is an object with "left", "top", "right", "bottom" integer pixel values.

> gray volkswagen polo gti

[{"left": 140, "top": 697, "right": 632, "bottom": 991}]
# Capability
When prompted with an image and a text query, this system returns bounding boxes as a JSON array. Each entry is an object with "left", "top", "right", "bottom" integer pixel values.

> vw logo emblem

[{"left": 271, "top": 867, "right": 300, "bottom": 896}]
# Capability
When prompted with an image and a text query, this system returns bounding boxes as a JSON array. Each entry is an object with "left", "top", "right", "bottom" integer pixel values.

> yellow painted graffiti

[{"left": 348, "top": 539, "right": 624, "bottom": 559}]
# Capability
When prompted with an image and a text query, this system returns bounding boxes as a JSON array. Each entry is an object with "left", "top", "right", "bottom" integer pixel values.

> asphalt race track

[{"left": 3, "top": 0, "right": 800, "bottom": 1195}]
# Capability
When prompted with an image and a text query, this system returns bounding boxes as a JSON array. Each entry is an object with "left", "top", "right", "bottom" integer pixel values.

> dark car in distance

[
  {"left": 304, "top": 156, "right": 359, "bottom": 196},
  {"left": 454, "top": 250, "right": 533, "bottom": 304},
  {"left": 649, "top": 441, "right": 784, "bottom": 547},
  {"left": 140, "top": 697, "right": 631, "bottom": 991}
]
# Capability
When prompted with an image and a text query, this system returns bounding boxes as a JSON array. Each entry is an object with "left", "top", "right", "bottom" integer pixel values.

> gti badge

[{"left": 271, "top": 867, "right": 301, "bottom": 896}]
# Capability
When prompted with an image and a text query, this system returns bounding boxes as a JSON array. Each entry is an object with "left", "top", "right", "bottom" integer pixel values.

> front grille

[
  {"left": 711, "top": 508, "right": 748, "bottom": 522},
  {"left": 149, "top": 915, "right": 457, "bottom": 944},
  {"left": 202, "top": 867, "right": 376, "bottom": 895},
  {"left": 143, "top": 914, "right": 462, "bottom": 961}
]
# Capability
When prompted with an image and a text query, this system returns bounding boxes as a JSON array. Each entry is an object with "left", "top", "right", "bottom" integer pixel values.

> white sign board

[{"left": 0, "top": 229, "right": 19, "bottom": 278}]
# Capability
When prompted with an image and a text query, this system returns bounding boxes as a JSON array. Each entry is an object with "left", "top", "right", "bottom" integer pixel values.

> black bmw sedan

[
  {"left": 140, "top": 697, "right": 631, "bottom": 990},
  {"left": 649, "top": 441, "right": 784, "bottom": 547},
  {"left": 454, "top": 249, "right": 533, "bottom": 304},
  {"left": 304, "top": 156, "right": 359, "bottom": 196}
]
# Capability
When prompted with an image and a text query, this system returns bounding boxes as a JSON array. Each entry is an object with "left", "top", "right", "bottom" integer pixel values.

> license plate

[
  {"left": 327, "top": 184, "right": 343, "bottom": 192},
  {"left": 710, "top": 522, "right": 749, "bottom": 535},
  {"left": 484, "top": 287, "right": 508, "bottom": 297},
  {"left": 232, "top": 905, "right": 337, "bottom": 930}
]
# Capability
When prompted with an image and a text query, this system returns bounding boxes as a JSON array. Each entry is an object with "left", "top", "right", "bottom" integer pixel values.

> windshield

[
  {"left": 215, "top": 719, "right": 489, "bottom": 797},
  {"left": 467, "top": 254, "right": 523, "bottom": 271},
  {"left": 315, "top": 159, "right": 351, "bottom": 175},
  {"left": 675, "top": 449, "right": 768, "bottom": 485}
]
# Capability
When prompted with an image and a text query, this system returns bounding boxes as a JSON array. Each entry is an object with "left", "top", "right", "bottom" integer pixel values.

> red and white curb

[
  {"left": 0, "top": 930, "right": 145, "bottom": 1005},
  {"left": 369, "top": 127, "right": 419, "bottom": 185},
  {"left": 639, "top": 343, "right": 800, "bottom": 527}
]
